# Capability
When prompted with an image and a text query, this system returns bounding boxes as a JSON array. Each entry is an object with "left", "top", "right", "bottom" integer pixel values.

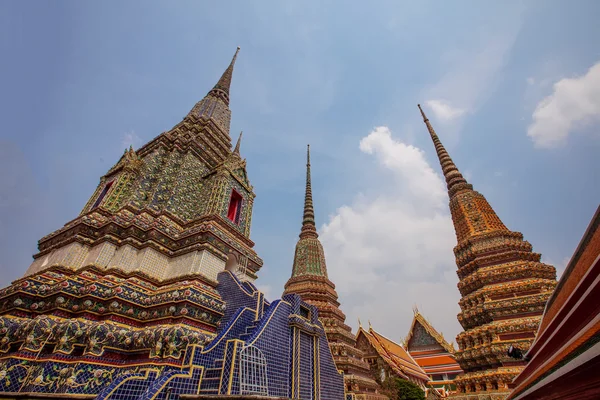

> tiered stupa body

[
  {"left": 283, "top": 147, "right": 387, "bottom": 400},
  {"left": 0, "top": 49, "right": 347, "bottom": 400},
  {"left": 417, "top": 105, "right": 557, "bottom": 399}
]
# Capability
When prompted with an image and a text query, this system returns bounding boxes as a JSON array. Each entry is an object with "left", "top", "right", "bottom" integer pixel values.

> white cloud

[
  {"left": 527, "top": 61, "right": 600, "bottom": 148},
  {"left": 527, "top": 77, "right": 535, "bottom": 85},
  {"left": 122, "top": 130, "right": 142, "bottom": 149},
  {"left": 320, "top": 126, "right": 463, "bottom": 343},
  {"left": 425, "top": 99, "right": 466, "bottom": 121}
]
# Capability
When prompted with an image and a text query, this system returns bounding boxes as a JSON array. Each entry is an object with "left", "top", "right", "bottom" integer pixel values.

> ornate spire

[
  {"left": 418, "top": 103, "right": 510, "bottom": 242},
  {"left": 186, "top": 47, "right": 240, "bottom": 142},
  {"left": 300, "top": 144, "right": 318, "bottom": 239},
  {"left": 207, "top": 47, "right": 240, "bottom": 106},
  {"left": 233, "top": 131, "right": 243, "bottom": 155},
  {"left": 285, "top": 145, "right": 329, "bottom": 279},
  {"left": 417, "top": 104, "right": 473, "bottom": 198}
]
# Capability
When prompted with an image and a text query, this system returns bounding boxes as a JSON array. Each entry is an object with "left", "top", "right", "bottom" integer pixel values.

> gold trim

[
  {"left": 249, "top": 301, "right": 287, "bottom": 346},
  {"left": 102, "top": 368, "right": 160, "bottom": 399},
  {"left": 226, "top": 340, "right": 243, "bottom": 395},
  {"left": 148, "top": 366, "right": 203, "bottom": 400}
]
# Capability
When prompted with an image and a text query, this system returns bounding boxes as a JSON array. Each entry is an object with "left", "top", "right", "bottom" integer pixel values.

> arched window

[{"left": 239, "top": 345, "right": 268, "bottom": 395}]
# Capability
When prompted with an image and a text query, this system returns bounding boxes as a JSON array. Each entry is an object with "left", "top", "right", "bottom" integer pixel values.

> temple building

[
  {"left": 0, "top": 48, "right": 346, "bottom": 400},
  {"left": 404, "top": 309, "right": 463, "bottom": 397},
  {"left": 283, "top": 147, "right": 387, "bottom": 400},
  {"left": 417, "top": 105, "right": 558, "bottom": 399},
  {"left": 356, "top": 322, "right": 429, "bottom": 390},
  {"left": 507, "top": 205, "right": 600, "bottom": 400}
]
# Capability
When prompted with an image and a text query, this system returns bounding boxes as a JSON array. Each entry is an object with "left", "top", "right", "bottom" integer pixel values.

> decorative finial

[
  {"left": 300, "top": 145, "right": 317, "bottom": 239},
  {"left": 417, "top": 103, "right": 428, "bottom": 121},
  {"left": 358, "top": 318, "right": 362, "bottom": 328},
  {"left": 233, "top": 131, "right": 243, "bottom": 155},
  {"left": 368, "top": 320, "right": 372, "bottom": 330},
  {"left": 208, "top": 47, "right": 241, "bottom": 106}
]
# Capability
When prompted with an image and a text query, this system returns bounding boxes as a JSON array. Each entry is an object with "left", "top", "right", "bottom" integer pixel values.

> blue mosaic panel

[
  {"left": 247, "top": 300, "right": 292, "bottom": 397},
  {"left": 0, "top": 270, "right": 346, "bottom": 400},
  {"left": 0, "top": 358, "right": 32, "bottom": 392},
  {"left": 299, "top": 332, "right": 314, "bottom": 400},
  {"left": 98, "top": 372, "right": 153, "bottom": 400},
  {"left": 217, "top": 271, "right": 259, "bottom": 329},
  {"left": 319, "top": 329, "right": 345, "bottom": 400}
]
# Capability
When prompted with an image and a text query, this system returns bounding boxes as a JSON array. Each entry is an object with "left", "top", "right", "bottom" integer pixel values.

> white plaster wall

[
  {"left": 198, "top": 250, "right": 226, "bottom": 281},
  {"left": 22, "top": 241, "right": 254, "bottom": 284}
]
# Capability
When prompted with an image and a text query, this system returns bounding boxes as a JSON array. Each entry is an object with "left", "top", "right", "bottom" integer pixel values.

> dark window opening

[
  {"left": 92, "top": 181, "right": 114, "bottom": 209},
  {"left": 9, "top": 342, "right": 22, "bottom": 352},
  {"left": 299, "top": 306, "right": 311, "bottom": 320},
  {"left": 227, "top": 190, "right": 243, "bottom": 224}
]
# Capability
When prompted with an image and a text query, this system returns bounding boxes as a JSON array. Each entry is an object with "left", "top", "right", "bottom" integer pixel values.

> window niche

[
  {"left": 227, "top": 189, "right": 243, "bottom": 224},
  {"left": 92, "top": 181, "right": 114, "bottom": 209},
  {"left": 299, "top": 305, "right": 311, "bottom": 320}
]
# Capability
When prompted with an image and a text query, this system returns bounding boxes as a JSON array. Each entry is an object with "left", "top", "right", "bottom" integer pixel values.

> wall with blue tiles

[{"left": 0, "top": 270, "right": 345, "bottom": 400}]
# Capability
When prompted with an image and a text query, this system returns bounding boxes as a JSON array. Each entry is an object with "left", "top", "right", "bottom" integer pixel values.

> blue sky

[{"left": 1, "top": 0, "right": 599, "bottom": 343}]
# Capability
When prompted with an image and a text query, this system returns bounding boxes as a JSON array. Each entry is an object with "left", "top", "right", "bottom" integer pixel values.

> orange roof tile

[
  {"left": 358, "top": 327, "right": 430, "bottom": 382},
  {"left": 414, "top": 355, "right": 458, "bottom": 367}
]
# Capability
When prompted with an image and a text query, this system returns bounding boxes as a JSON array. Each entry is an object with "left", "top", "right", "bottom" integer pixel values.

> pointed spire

[
  {"left": 233, "top": 131, "right": 243, "bottom": 155},
  {"left": 358, "top": 318, "right": 363, "bottom": 328},
  {"left": 208, "top": 47, "right": 240, "bottom": 106},
  {"left": 300, "top": 144, "right": 318, "bottom": 239},
  {"left": 418, "top": 104, "right": 473, "bottom": 198}
]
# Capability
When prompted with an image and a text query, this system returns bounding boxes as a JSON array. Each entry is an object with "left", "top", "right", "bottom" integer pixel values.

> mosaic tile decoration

[
  {"left": 80, "top": 271, "right": 344, "bottom": 400},
  {"left": 0, "top": 270, "right": 345, "bottom": 399},
  {"left": 0, "top": 49, "right": 346, "bottom": 400},
  {"left": 418, "top": 104, "right": 558, "bottom": 397}
]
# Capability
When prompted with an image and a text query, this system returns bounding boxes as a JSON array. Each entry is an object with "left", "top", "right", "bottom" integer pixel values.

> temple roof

[
  {"left": 507, "top": 205, "right": 600, "bottom": 400},
  {"left": 405, "top": 309, "right": 455, "bottom": 354},
  {"left": 358, "top": 325, "right": 430, "bottom": 382}
]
